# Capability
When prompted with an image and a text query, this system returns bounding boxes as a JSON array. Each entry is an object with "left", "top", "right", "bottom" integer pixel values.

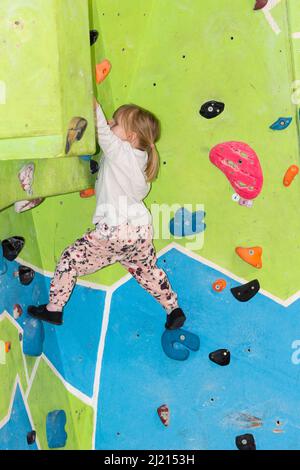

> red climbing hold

[
  {"left": 212, "top": 279, "right": 227, "bottom": 292},
  {"left": 157, "top": 405, "right": 170, "bottom": 427},
  {"left": 235, "top": 246, "right": 263, "bottom": 269},
  {"left": 254, "top": 0, "right": 268, "bottom": 10}
]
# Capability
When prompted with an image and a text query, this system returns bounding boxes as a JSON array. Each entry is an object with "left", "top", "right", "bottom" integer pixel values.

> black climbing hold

[
  {"left": 19, "top": 333, "right": 23, "bottom": 342},
  {"left": 200, "top": 101, "right": 225, "bottom": 119},
  {"left": 27, "top": 430, "right": 36, "bottom": 445},
  {"left": 90, "top": 30, "right": 99, "bottom": 46},
  {"left": 2, "top": 237, "right": 25, "bottom": 261},
  {"left": 90, "top": 159, "right": 99, "bottom": 174},
  {"left": 19, "top": 266, "right": 35, "bottom": 286},
  {"left": 231, "top": 279, "right": 260, "bottom": 302},
  {"left": 235, "top": 433, "right": 256, "bottom": 451},
  {"left": 209, "top": 349, "right": 231, "bottom": 366}
]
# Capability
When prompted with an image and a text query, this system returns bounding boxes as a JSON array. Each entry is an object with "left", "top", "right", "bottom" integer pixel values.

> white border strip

[{"left": 3, "top": 240, "right": 300, "bottom": 450}]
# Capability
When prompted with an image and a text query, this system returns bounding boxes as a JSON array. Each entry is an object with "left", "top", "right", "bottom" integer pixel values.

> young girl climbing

[{"left": 28, "top": 99, "right": 186, "bottom": 330}]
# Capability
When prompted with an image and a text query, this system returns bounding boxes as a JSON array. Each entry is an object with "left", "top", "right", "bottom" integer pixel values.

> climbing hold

[
  {"left": 169, "top": 208, "right": 206, "bottom": 237},
  {"left": 270, "top": 117, "right": 292, "bottom": 131},
  {"left": 13, "top": 304, "right": 23, "bottom": 319},
  {"left": 65, "top": 117, "right": 88, "bottom": 154},
  {"left": 209, "top": 349, "right": 231, "bottom": 366},
  {"left": 90, "top": 30, "right": 99, "bottom": 46},
  {"left": 18, "top": 163, "right": 35, "bottom": 196},
  {"left": 212, "top": 279, "right": 227, "bottom": 292},
  {"left": 235, "top": 246, "right": 262, "bottom": 269},
  {"left": 27, "top": 431, "right": 36, "bottom": 445},
  {"left": 46, "top": 410, "right": 68, "bottom": 449},
  {"left": 238, "top": 197, "right": 253, "bottom": 208},
  {"left": 157, "top": 405, "right": 170, "bottom": 427},
  {"left": 19, "top": 333, "right": 23, "bottom": 342},
  {"left": 90, "top": 159, "right": 99, "bottom": 175},
  {"left": 96, "top": 59, "right": 112, "bottom": 84},
  {"left": 18, "top": 265, "right": 35, "bottom": 285},
  {"left": 209, "top": 142, "right": 263, "bottom": 200},
  {"left": 231, "top": 280, "right": 260, "bottom": 302},
  {"left": 2, "top": 236, "right": 25, "bottom": 261},
  {"left": 80, "top": 155, "right": 92, "bottom": 162},
  {"left": 80, "top": 188, "right": 95, "bottom": 198},
  {"left": 235, "top": 433, "right": 256, "bottom": 450},
  {"left": 283, "top": 165, "right": 299, "bottom": 187},
  {"left": 0, "top": 341, "right": 6, "bottom": 365},
  {"left": 200, "top": 101, "right": 225, "bottom": 119},
  {"left": 161, "top": 328, "right": 200, "bottom": 361},
  {"left": 14, "top": 198, "right": 44, "bottom": 214},
  {"left": 232, "top": 193, "right": 240, "bottom": 203},
  {"left": 0, "top": 244, "right": 7, "bottom": 275},
  {"left": 22, "top": 317, "right": 45, "bottom": 357},
  {"left": 254, "top": 0, "right": 268, "bottom": 10},
  {"left": 5, "top": 342, "right": 11, "bottom": 353}
]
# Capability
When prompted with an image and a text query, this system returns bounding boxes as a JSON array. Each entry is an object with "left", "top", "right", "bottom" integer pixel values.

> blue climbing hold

[
  {"left": 80, "top": 155, "right": 92, "bottom": 161},
  {"left": 169, "top": 208, "right": 206, "bottom": 237},
  {"left": 22, "top": 317, "right": 45, "bottom": 357},
  {"left": 270, "top": 117, "right": 292, "bottom": 130},
  {"left": 161, "top": 328, "right": 200, "bottom": 361},
  {"left": 46, "top": 410, "right": 67, "bottom": 449},
  {"left": 0, "top": 244, "right": 7, "bottom": 275}
]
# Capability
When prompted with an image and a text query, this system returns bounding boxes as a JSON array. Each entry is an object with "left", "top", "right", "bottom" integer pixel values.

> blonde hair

[{"left": 113, "top": 104, "right": 161, "bottom": 182}]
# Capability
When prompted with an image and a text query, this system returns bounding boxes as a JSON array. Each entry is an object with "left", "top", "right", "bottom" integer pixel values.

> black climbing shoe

[
  {"left": 27, "top": 305, "right": 63, "bottom": 326},
  {"left": 165, "top": 308, "right": 186, "bottom": 330}
]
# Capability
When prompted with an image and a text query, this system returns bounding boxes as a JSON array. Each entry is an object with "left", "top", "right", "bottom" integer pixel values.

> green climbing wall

[
  {"left": 2, "top": 0, "right": 300, "bottom": 451},
  {"left": 3, "top": 0, "right": 299, "bottom": 299}
]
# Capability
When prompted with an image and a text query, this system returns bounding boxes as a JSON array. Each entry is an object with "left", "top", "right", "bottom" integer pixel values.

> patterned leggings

[{"left": 49, "top": 222, "right": 179, "bottom": 313}]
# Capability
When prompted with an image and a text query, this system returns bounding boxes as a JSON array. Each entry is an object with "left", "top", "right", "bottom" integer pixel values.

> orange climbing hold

[
  {"left": 212, "top": 279, "right": 227, "bottom": 292},
  {"left": 80, "top": 189, "right": 95, "bottom": 198},
  {"left": 283, "top": 165, "right": 299, "bottom": 187},
  {"left": 5, "top": 342, "right": 11, "bottom": 353},
  {"left": 235, "top": 246, "right": 263, "bottom": 269},
  {"left": 96, "top": 59, "right": 112, "bottom": 84}
]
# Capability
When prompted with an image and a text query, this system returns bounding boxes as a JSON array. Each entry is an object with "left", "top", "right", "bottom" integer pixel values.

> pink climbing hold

[
  {"left": 209, "top": 141, "right": 263, "bottom": 201},
  {"left": 157, "top": 405, "right": 170, "bottom": 427},
  {"left": 254, "top": 0, "right": 268, "bottom": 10}
]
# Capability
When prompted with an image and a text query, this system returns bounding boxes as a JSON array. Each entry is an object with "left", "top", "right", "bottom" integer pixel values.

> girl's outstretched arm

[{"left": 94, "top": 98, "right": 123, "bottom": 158}]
